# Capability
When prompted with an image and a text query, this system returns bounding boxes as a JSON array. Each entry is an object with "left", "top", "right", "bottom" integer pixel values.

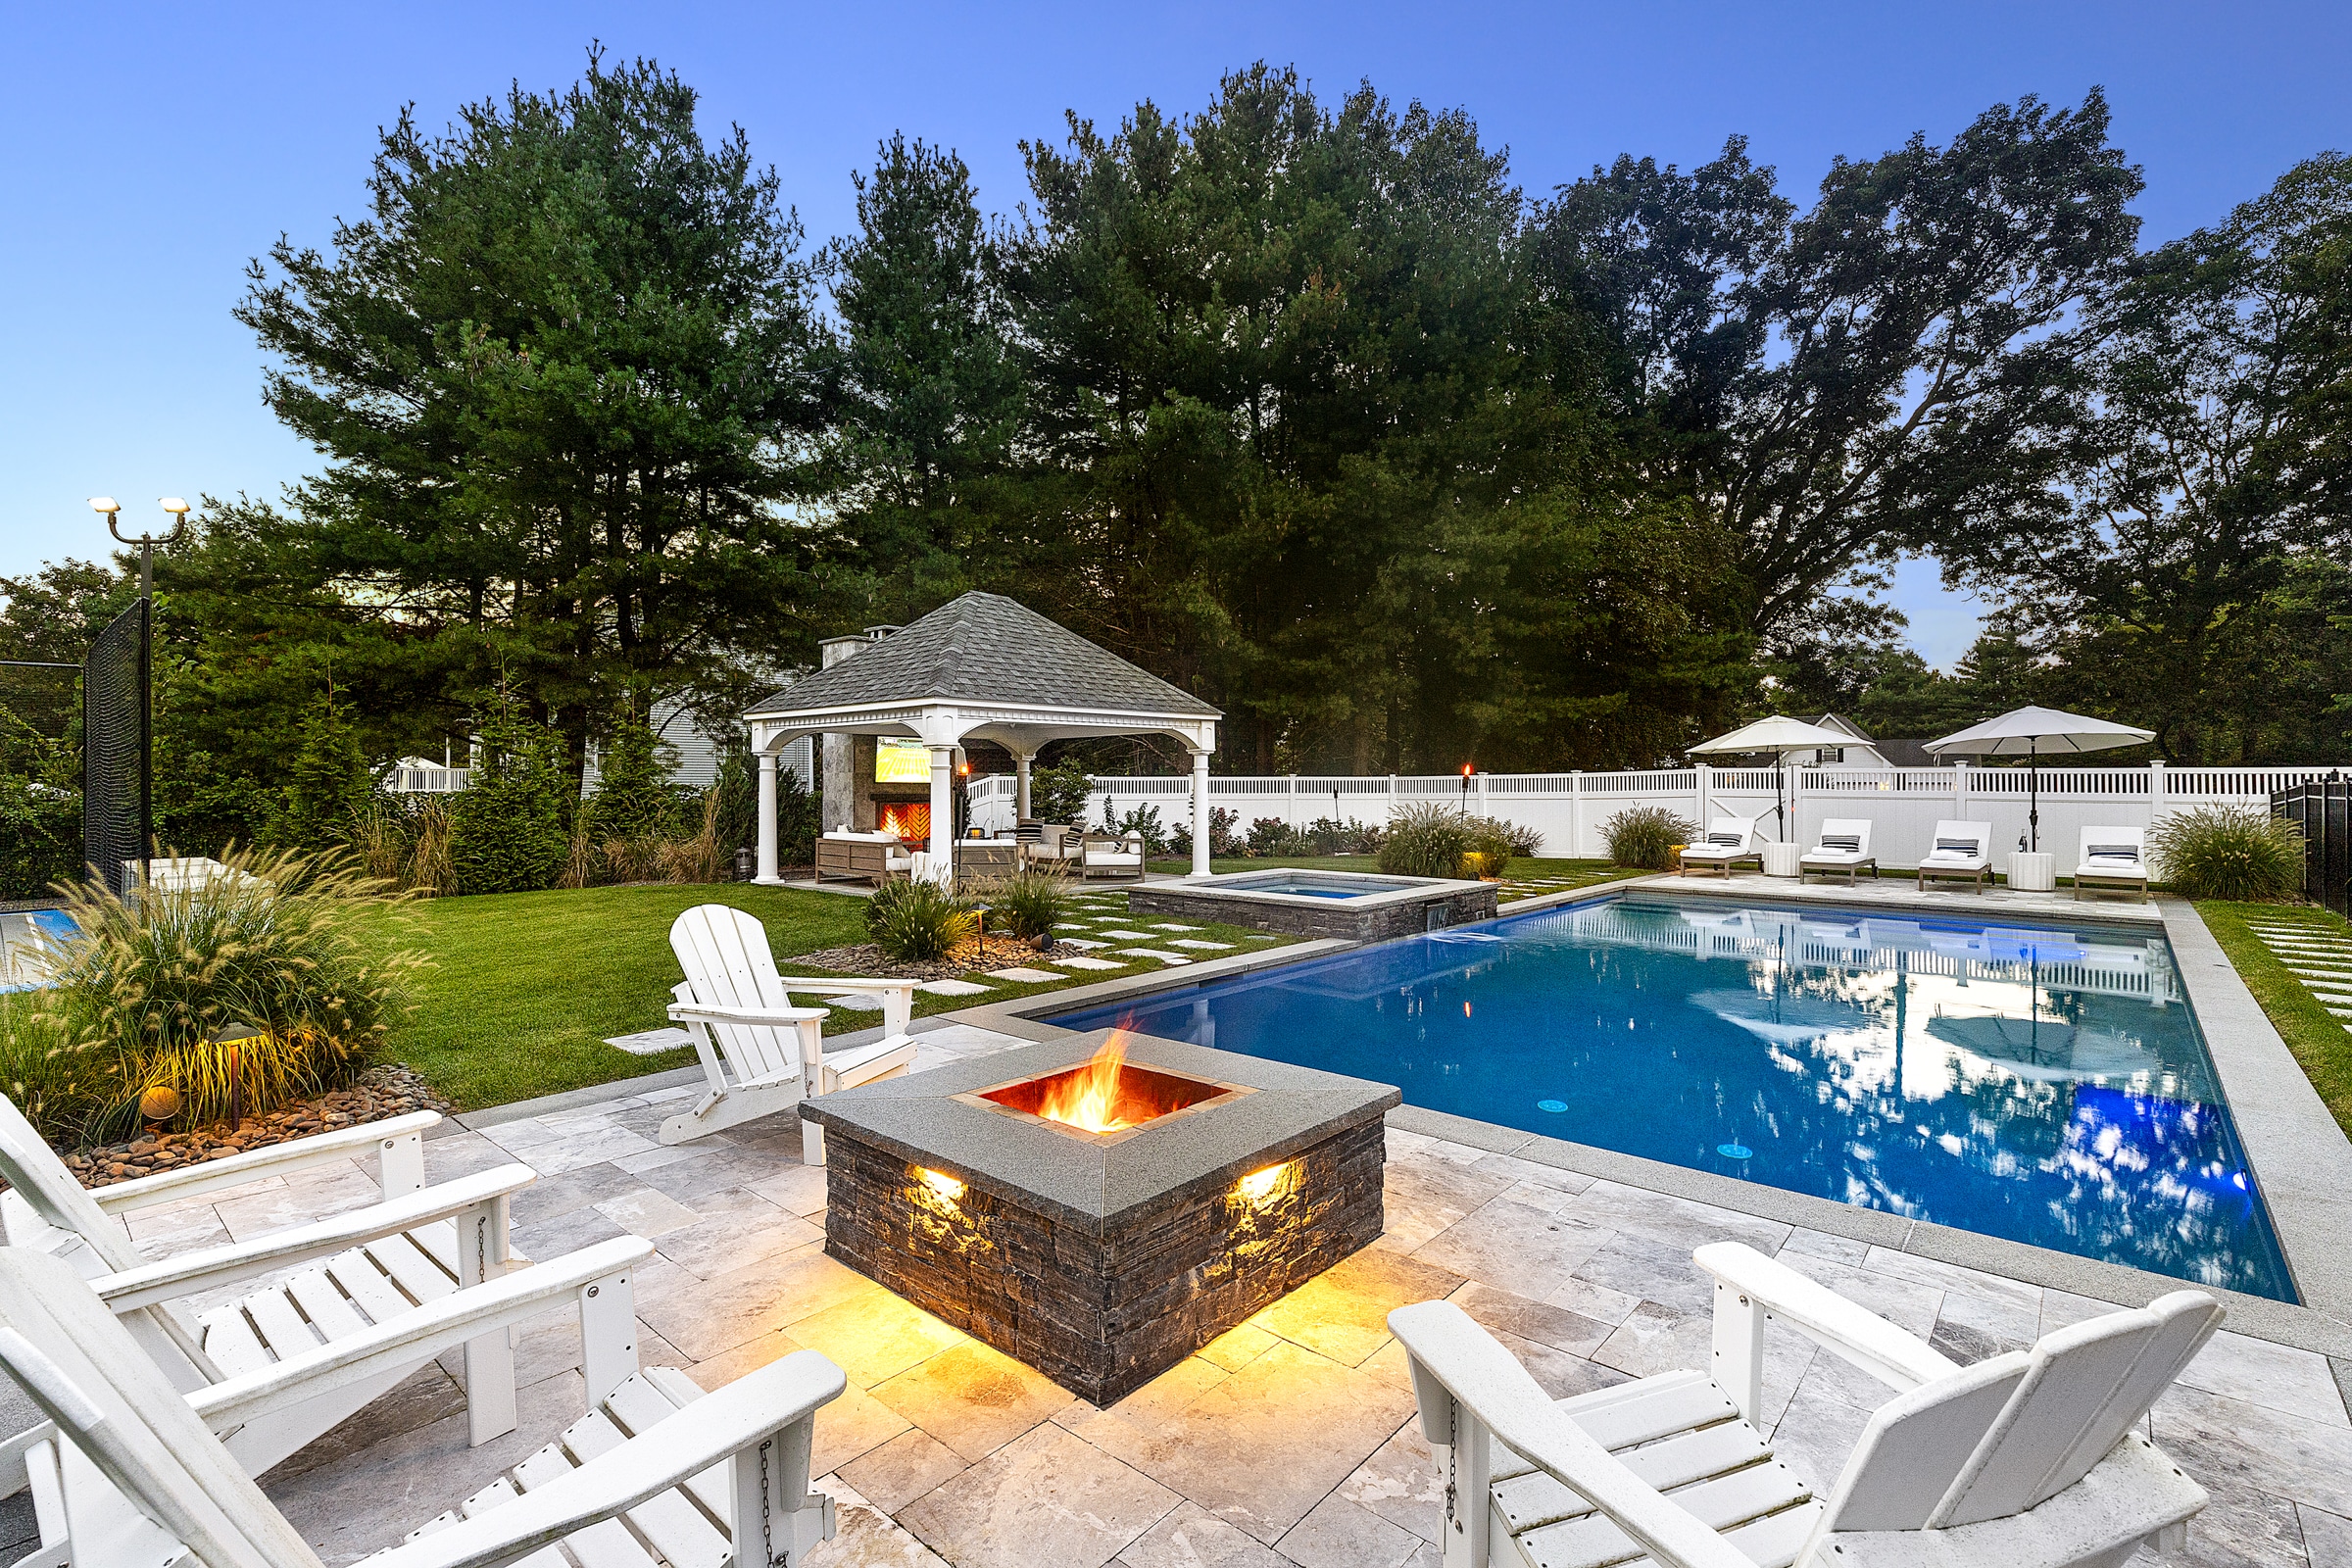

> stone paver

[{"left": 236, "top": 1025, "right": 2352, "bottom": 1568}]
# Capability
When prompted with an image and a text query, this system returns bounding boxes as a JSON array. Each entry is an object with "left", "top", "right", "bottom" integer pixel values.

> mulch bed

[
  {"left": 66, "top": 1064, "right": 455, "bottom": 1190},
  {"left": 791, "top": 935, "right": 1057, "bottom": 983}
]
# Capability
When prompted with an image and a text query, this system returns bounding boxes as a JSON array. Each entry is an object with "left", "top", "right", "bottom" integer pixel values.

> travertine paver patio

[{"left": 112, "top": 1021, "right": 2352, "bottom": 1567}]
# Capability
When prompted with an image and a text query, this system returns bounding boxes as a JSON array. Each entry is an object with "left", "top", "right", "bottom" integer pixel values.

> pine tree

[
  {"left": 448, "top": 690, "right": 569, "bottom": 894},
  {"left": 275, "top": 685, "right": 372, "bottom": 851}
]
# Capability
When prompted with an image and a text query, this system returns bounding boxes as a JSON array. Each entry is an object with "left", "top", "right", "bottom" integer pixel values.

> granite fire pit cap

[{"left": 799, "top": 1032, "right": 1400, "bottom": 1235}]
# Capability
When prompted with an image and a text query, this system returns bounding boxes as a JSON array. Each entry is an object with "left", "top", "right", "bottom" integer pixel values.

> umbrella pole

[{"left": 2030, "top": 740, "right": 2039, "bottom": 854}]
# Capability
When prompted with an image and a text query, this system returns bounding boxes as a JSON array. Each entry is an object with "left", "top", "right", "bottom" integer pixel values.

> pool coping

[{"left": 960, "top": 876, "right": 2352, "bottom": 1359}]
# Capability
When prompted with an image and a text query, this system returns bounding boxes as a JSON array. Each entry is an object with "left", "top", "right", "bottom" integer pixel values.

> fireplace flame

[{"left": 1037, "top": 1032, "right": 1138, "bottom": 1134}]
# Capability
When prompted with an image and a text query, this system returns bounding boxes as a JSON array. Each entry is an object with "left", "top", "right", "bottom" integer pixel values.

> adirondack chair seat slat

[
  {"left": 1390, "top": 1244, "right": 2222, "bottom": 1568},
  {"left": 283, "top": 1266, "right": 372, "bottom": 1343}
]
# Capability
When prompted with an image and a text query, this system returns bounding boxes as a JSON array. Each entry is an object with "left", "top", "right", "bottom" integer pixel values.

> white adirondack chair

[
  {"left": 663, "top": 904, "right": 920, "bottom": 1161},
  {"left": 0, "top": 1098, "right": 544, "bottom": 1473},
  {"left": 1390, "top": 1241, "right": 2220, "bottom": 1568},
  {"left": 0, "top": 1245, "right": 846, "bottom": 1568}
]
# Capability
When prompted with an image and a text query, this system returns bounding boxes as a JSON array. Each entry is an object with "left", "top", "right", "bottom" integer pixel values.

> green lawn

[
  {"left": 368, "top": 883, "right": 1298, "bottom": 1111},
  {"left": 2195, "top": 900, "right": 2352, "bottom": 1141}
]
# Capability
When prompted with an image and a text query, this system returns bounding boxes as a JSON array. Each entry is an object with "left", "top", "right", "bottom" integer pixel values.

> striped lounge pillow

[
  {"left": 1818, "top": 834, "right": 1861, "bottom": 853},
  {"left": 2086, "top": 844, "right": 2139, "bottom": 860},
  {"left": 1934, "top": 837, "right": 1980, "bottom": 856},
  {"left": 1707, "top": 831, "right": 1745, "bottom": 847}
]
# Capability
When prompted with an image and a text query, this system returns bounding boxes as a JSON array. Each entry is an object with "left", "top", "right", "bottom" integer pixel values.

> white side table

[
  {"left": 1761, "top": 842, "right": 1802, "bottom": 878},
  {"left": 2008, "top": 852, "right": 2055, "bottom": 892}
]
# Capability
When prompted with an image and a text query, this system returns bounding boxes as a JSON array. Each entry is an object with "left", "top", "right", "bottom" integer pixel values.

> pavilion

[{"left": 742, "top": 592, "right": 1222, "bottom": 881}]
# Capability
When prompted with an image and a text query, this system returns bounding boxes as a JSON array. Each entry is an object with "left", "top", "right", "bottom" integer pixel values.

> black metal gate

[
  {"left": 81, "top": 600, "right": 148, "bottom": 896},
  {"left": 2274, "top": 777, "right": 2350, "bottom": 916}
]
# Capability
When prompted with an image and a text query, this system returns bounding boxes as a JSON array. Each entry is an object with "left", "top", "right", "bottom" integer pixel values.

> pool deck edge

[{"left": 2157, "top": 896, "right": 2352, "bottom": 1328}]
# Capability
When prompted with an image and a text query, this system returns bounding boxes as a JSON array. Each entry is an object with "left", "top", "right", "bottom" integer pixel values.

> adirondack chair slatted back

[
  {"left": 0, "top": 1095, "right": 140, "bottom": 1272},
  {"left": 1820, "top": 1291, "right": 2223, "bottom": 1535},
  {"left": 0, "top": 1248, "right": 325, "bottom": 1568},
  {"left": 670, "top": 906, "right": 805, "bottom": 1085}
]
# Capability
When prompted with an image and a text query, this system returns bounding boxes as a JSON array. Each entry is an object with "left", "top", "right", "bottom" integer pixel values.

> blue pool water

[
  {"left": 1054, "top": 896, "right": 2295, "bottom": 1299},
  {"left": 0, "top": 908, "right": 77, "bottom": 993},
  {"left": 1219, "top": 874, "right": 1421, "bottom": 900}
]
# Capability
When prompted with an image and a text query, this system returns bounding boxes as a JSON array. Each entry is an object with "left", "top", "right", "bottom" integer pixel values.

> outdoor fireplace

[
  {"left": 875, "top": 802, "right": 931, "bottom": 842},
  {"left": 801, "top": 1030, "right": 1398, "bottom": 1404}
]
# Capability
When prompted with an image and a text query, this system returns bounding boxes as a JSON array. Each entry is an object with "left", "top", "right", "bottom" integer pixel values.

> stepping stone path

[
  {"left": 603, "top": 1026, "right": 697, "bottom": 1056},
  {"left": 1098, "top": 929, "right": 1153, "bottom": 940},
  {"left": 984, "top": 967, "right": 1063, "bottom": 984},
  {"left": 2243, "top": 920, "right": 2352, "bottom": 1031},
  {"left": 1052, "top": 955, "right": 1124, "bottom": 970},
  {"left": 917, "top": 979, "right": 994, "bottom": 997},
  {"left": 1055, "top": 937, "right": 1109, "bottom": 950},
  {"left": 1117, "top": 949, "right": 1193, "bottom": 964}
]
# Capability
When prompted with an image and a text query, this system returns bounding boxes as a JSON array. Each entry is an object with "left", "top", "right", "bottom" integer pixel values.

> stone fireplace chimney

[{"left": 818, "top": 626, "right": 899, "bottom": 832}]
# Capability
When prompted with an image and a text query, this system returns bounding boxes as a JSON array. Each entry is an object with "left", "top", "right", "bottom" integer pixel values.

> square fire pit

[{"left": 800, "top": 1031, "right": 1399, "bottom": 1404}]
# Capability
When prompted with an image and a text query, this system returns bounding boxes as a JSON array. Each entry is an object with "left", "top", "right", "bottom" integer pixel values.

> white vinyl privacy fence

[{"left": 969, "top": 763, "right": 2344, "bottom": 871}]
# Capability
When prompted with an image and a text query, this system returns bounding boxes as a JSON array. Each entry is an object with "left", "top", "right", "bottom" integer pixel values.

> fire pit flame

[{"left": 1037, "top": 1031, "right": 1137, "bottom": 1133}]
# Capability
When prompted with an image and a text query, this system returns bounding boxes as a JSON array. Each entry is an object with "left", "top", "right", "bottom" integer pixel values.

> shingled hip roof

[{"left": 745, "top": 592, "right": 1220, "bottom": 719}]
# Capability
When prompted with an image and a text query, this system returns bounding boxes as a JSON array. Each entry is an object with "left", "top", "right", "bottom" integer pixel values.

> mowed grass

[
  {"left": 364, "top": 882, "right": 1298, "bottom": 1112},
  {"left": 2195, "top": 901, "right": 2352, "bottom": 1141}
]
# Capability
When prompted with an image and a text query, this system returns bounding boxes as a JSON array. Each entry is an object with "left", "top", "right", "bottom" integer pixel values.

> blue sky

[{"left": 3, "top": 2, "right": 2344, "bottom": 667}]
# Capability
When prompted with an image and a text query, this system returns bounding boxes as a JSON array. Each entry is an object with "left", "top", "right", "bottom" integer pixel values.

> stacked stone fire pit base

[{"left": 802, "top": 1032, "right": 1398, "bottom": 1405}]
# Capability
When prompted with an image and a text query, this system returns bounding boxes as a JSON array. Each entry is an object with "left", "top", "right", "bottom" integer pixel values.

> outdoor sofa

[{"left": 814, "top": 830, "right": 914, "bottom": 886}]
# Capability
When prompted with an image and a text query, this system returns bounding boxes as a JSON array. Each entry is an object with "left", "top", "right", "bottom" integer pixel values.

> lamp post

[{"left": 89, "top": 497, "right": 186, "bottom": 888}]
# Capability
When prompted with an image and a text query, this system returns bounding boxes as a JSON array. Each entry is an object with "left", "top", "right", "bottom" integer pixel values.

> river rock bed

[{"left": 65, "top": 1064, "right": 454, "bottom": 1189}]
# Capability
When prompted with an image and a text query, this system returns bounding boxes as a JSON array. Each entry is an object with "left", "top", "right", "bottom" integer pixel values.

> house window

[{"left": 1818, "top": 747, "right": 1844, "bottom": 763}]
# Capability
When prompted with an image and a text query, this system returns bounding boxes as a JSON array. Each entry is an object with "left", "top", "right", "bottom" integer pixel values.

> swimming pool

[
  {"left": 0, "top": 908, "right": 76, "bottom": 992},
  {"left": 1054, "top": 895, "right": 2295, "bottom": 1299}
]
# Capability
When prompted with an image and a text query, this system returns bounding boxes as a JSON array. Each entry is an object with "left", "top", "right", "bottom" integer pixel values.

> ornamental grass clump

[
  {"left": 976, "top": 865, "right": 1070, "bottom": 941},
  {"left": 1379, "top": 803, "right": 1475, "bottom": 878},
  {"left": 866, "top": 876, "right": 977, "bottom": 962},
  {"left": 24, "top": 845, "right": 425, "bottom": 1142},
  {"left": 2147, "top": 806, "right": 2304, "bottom": 902},
  {"left": 1603, "top": 807, "right": 1697, "bottom": 871}
]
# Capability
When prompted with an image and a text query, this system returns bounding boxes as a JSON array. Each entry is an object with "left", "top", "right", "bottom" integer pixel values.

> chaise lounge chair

[
  {"left": 2075, "top": 825, "right": 2151, "bottom": 903},
  {"left": 0, "top": 1245, "right": 846, "bottom": 1568},
  {"left": 1390, "top": 1240, "right": 2220, "bottom": 1568},
  {"left": 663, "top": 904, "right": 918, "bottom": 1159},
  {"left": 1677, "top": 816, "right": 1763, "bottom": 878},
  {"left": 1917, "top": 820, "right": 1995, "bottom": 893},
  {"left": 1799, "top": 818, "right": 1877, "bottom": 884}
]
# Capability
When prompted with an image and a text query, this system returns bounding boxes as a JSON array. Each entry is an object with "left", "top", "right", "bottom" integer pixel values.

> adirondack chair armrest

[
  {"left": 187, "top": 1236, "right": 656, "bottom": 1432},
  {"left": 88, "top": 1163, "right": 538, "bottom": 1312},
  {"left": 666, "top": 1001, "right": 831, "bottom": 1027},
  {"left": 362, "top": 1349, "right": 849, "bottom": 1568},
  {"left": 88, "top": 1110, "right": 444, "bottom": 1213},
  {"left": 1694, "top": 1243, "right": 1957, "bottom": 1410},
  {"left": 776, "top": 976, "right": 919, "bottom": 998},
  {"left": 1387, "top": 1300, "right": 1753, "bottom": 1568}
]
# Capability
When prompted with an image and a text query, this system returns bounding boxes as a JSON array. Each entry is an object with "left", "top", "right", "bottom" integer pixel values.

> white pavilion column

[
  {"left": 754, "top": 751, "right": 781, "bottom": 884},
  {"left": 1190, "top": 749, "right": 1212, "bottom": 878},
  {"left": 1014, "top": 752, "right": 1034, "bottom": 820},
  {"left": 927, "top": 745, "right": 956, "bottom": 884}
]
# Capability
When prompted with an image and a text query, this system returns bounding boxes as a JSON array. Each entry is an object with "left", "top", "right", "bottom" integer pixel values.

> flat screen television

[{"left": 874, "top": 738, "right": 930, "bottom": 784}]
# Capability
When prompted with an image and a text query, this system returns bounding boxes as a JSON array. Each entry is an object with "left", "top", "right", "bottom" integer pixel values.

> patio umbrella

[
  {"left": 1689, "top": 715, "right": 1860, "bottom": 840},
  {"left": 1923, "top": 707, "right": 2156, "bottom": 853}
]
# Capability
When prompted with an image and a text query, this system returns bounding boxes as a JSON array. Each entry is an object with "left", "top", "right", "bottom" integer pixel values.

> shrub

[
  {"left": 1602, "top": 807, "right": 1696, "bottom": 871},
  {"left": 1379, "top": 803, "right": 1474, "bottom": 878},
  {"left": 1248, "top": 816, "right": 1312, "bottom": 857},
  {"left": 1028, "top": 760, "right": 1094, "bottom": 825},
  {"left": 866, "top": 876, "right": 977, "bottom": 962},
  {"left": 657, "top": 791, "right": 726, "bottom": 885},
  {"left": 1304, "top": 816, "right": 1383, "bottom": 856},
  {"left": 2147, "top": 807, "right": 2304, "bottom": 901},
  {"left": 448, "top": 697, "right": 569, "bottom": 895},
  {"left": 1104, "top": 803, "right": 1169, "bottom": 855},
  {"left": 1462, "top": 816, "right": 1520, "bottom": 875},
  {"left": 24, "top": 844, "right": 424, "bottom": 1141},
  {"left": 975, "top": 864, "right": 1069, "bottom": 940},
  {"left": 0, "top": 775, "right": 82, "bottom": 902}
]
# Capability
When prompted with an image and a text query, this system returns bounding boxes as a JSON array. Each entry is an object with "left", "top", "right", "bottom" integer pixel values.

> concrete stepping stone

[
  {"left": 1151, "top": 923, "right": 1203, "bottom": 931},
  {"left": 1098, "top": 929, "right": 1153, "bottom": 940},
  {"left": 1055, "top": 937, "right": 1109, "bottom": 950},
  {"left": 1117, "top": 949, "right": 1193, "bottom": 964},
  {"left": 918, "top": 979, "right": 994, "bottom": 997},
  {"left": 1170, "top": 939, "right": 1234, "bottom": 950},
  {"left": 985, "top": 967, "right": 1063, "bottom": 983},
  {"left": 604, "top": 1026, "right": 696, "bottom": 1056},
  {"left": 1052, "top": 955, "right": 1124, "bottom": 970},
  {"left": 827, "top": 993, "right": 887, "bottom": 1010}
]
